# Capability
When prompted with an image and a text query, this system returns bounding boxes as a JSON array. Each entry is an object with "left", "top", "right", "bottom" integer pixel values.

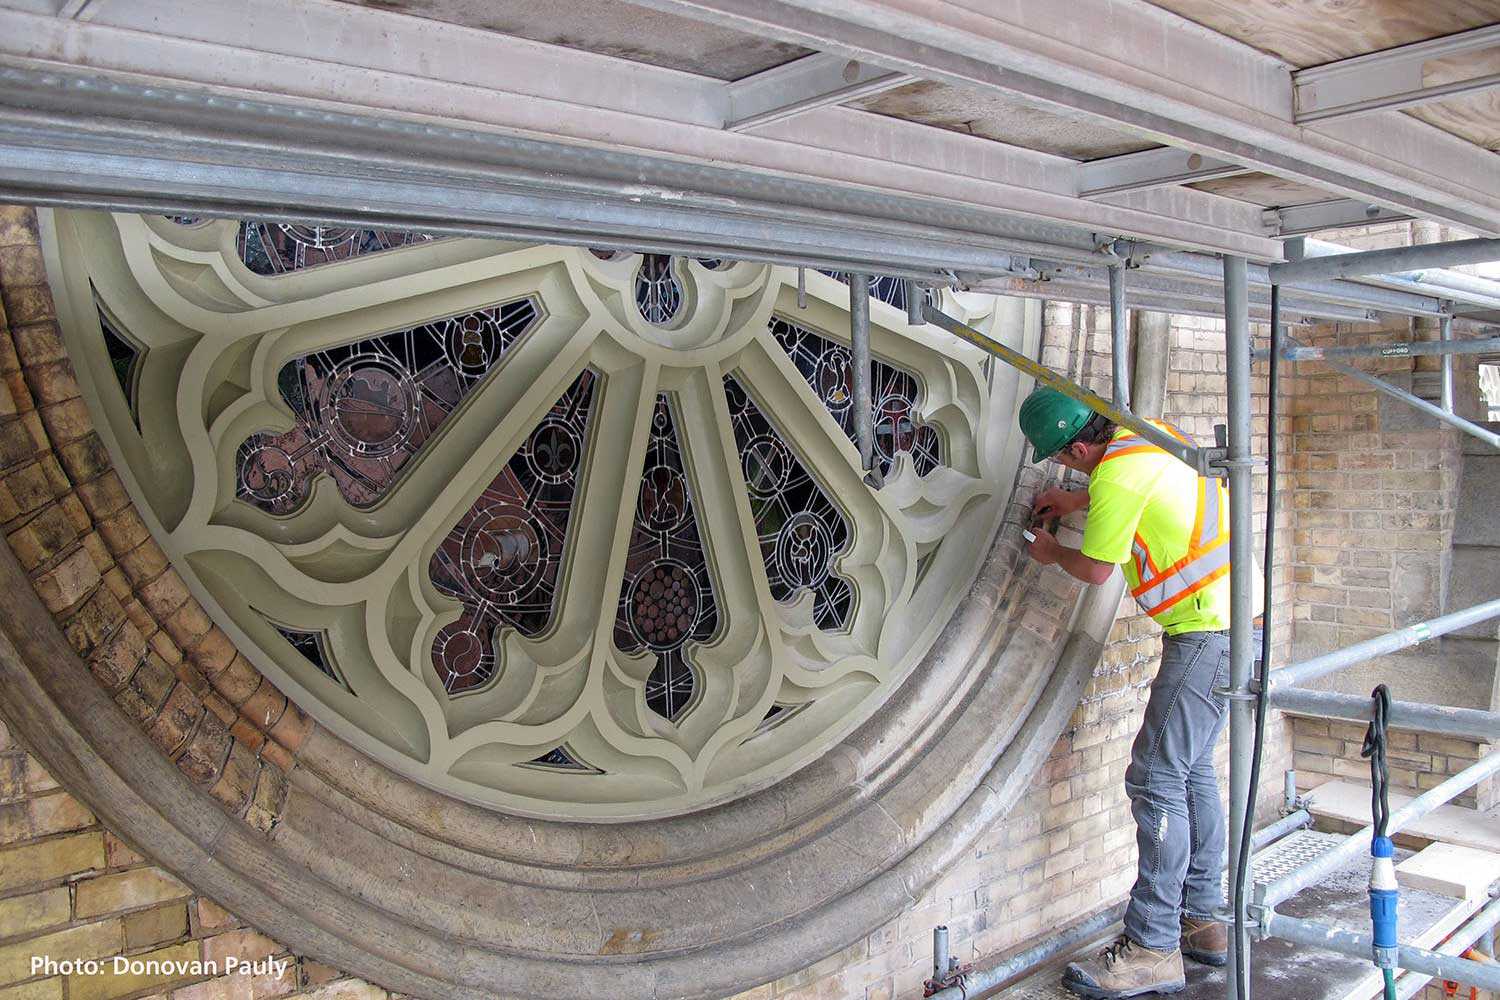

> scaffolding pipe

[
  {"left": 922, "top": 305, "right": 1215, "bottom": 474},
  {"left": 796, "top": 266, "right": 807, "bottom": 309},
  {"left": 1263, "top": 911, "right": 1500, "bottom": 992},
  {"left": 1224, "top": 254, "right": 1256, "bottom": 1000},
  {"left": 1271, "top": 687, "right": 1500, "bottom": 742},
  {"left": 1393, "top": 892, "right": 1500, "bottom": 1000},
  {"left": 926, "top": 905, "right": 1127, "bottom": 1000},
  {"left": 1441, "top": 313, "right": 1455, "bottom": 413},
  {"left": 1110, "top": 264, "right": 1129, "bottom": 408},
  {"left": 1269, "top": 238, "right": 1500, "bottom": 285},
  {"left": 932, "top": 925, "right": 950, "bottom": 981},
  {"left": 1141, "top": 249, "right": 1446, "bottom": 316},
  {"left": 905, "top": 279, "right": 923, "bottom": 326},
  {"left": 849, "top": 273, "right": 875, "bottom": 476},
  {"left": 1254, "top": 336, "right": 1500, "bottom": 361},
  {"left": 1288, "top": 337, "right": 1500, "bottom": 450},
  {"left": 1264, "top": 598, "right": 1500, "bottom": 691},
  {"left": 1258, "top": 749, "right": 1500, "bottom": 908},
  {"left": 1250, "top": 809, "right": 1312, "bottom": 851},
  {"left": 1297, "top": 239, "right": 1500, "bottom": 311}
]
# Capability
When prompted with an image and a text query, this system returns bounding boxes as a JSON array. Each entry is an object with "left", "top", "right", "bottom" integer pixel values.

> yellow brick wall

[{"left": 0, "top": 718, "right": 394, "bottom": 1000}]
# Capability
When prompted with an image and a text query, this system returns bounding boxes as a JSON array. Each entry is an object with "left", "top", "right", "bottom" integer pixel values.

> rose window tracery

[
  {"left": 428, "top": 371, "right": 597, "bottom": 693},
  {"left": 770, "top": 317, "right": 943, "bottom": 477},
  {"left": 55, "top": 216, "right": 1020, "bottom": 819},
  {"left": 235, "top": 299, "right": 539, "bottom": 514}
]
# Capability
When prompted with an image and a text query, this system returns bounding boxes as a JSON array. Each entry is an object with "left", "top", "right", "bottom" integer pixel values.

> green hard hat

[{"left": 1019, "top": 387, "right": 1094, "bottom": 462}]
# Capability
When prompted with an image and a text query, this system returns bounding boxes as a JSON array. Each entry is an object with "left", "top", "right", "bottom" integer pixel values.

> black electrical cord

[
  {"left": 1362, "top": 685, "right": 1392, "bottom": 840},
  {"left": 1362, "top": 685, "right": 1394, "bottom": 1000},
  {"left": 1232, "top": 286, "right": 1280, "bottom": 997}
]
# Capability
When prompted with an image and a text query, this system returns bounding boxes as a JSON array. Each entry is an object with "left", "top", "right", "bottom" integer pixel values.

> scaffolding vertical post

[
  {"left": 1224, "top": 254, "right": 1255, "bottom": 1000},
  {"left": 849, "top": 273, "right": 875, "bottom": 476},
  {"left": 1110, "top": 264, "right": 1130, "bottom": 408},
  {"left": 1440, "top": 310, "right": 1455, "bottom": 413},
  {"left": 797, "top": 266, "right": 807, "bottom": 309}
]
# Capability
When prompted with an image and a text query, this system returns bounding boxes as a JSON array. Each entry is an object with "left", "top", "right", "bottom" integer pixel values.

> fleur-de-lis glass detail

[{"left": 427, "top": 371, "right": 598, "bottom": 694}]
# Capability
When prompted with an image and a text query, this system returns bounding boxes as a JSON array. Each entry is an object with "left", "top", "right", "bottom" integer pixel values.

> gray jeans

[{"left": 1121, "top": 628, "right": 1245, "bottom": 951}]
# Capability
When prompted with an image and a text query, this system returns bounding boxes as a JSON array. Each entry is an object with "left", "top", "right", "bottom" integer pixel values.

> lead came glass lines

[
  {"left": 724, "top": 375, "right": 854, "bottom": 631},
  {"left": 634, "top": 254, "right": 685, "bottom": 326},
  {"left": 614, "top": 396, "right": 721, "bottom": 721},
  {"left": 769, "top": 317, "right": 942, "bottom": 477},
  {"left": 237, "top": 223, "right": 436, "bottom": 275},
  {"left": 427, "top": 371, "right": 598, "bottom": 694},
  {"left": 235, "top": 299, "right": 539, "bottom": 515}
]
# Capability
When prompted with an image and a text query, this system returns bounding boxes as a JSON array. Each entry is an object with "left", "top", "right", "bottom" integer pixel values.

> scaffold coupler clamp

[{"left": 922, "top": 959, "right": 973, "bottom": 998}]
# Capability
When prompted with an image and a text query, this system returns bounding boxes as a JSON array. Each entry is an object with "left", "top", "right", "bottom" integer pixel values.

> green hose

[{"left": 1383, "top": 967, "right": 1396, "bottom": 1000}]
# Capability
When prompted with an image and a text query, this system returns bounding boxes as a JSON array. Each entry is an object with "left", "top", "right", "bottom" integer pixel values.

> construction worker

[{"left": 1018, "top": 387, "right": 1262, "bottom": 1000}]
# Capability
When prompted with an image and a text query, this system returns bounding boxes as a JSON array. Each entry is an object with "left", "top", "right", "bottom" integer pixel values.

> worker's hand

[
  {"left": 1026, "top": 527, "right": 1062, "bottom": 565},
  {"left": 1033, "top": 486, "right": 1084, "bottom": 521}
]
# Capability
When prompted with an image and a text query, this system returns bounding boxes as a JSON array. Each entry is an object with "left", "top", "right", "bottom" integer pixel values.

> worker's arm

[{"left": 1025, "top": 528, "right": 1116, "bottom": 585}]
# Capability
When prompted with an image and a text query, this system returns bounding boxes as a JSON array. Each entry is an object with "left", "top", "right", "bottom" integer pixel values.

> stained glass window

[
  {"left": 614, "top": 396, "right": 721, "bottom": 721},
  {"left": 634, "top": 254, "right": 684, "bottom": 326},
  {"left": 98, "top": 309, "right": 143, "bottom": 426},
  {"left": 769, "top": 318, "right": 942, "bottom": 477},
  {"left": 237, "top": 223, "right": 436, "bottom": 275},
  {"left": 270, "top": 622, "right": 341, "bottom": 685},
  {"left": 724, "top": 375, "right": 854, "bottom": 630},
  {"left": 523, "top": 746, "right": 601, "bottom": 773},
  {"left": 819, "top": 271, "right": 942, "bottom": 312},
  {"left": 235, "top": 299, "right": 539, "bottom": 515},
  {"left": 428, "top": 371, "right": 598, "bottom": 694}
]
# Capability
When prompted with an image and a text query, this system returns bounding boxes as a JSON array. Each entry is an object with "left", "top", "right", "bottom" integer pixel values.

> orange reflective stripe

[
  {"left": 1132, "top": 533, "right": 1158, "bottom": 577},
  {"left": 1131, "top": 534, "right": 1228, "bottom": 599},
  {"left": 1144, "top": 564, "right": 1231, "bottom": 617},
  {"left": 1098, "top": 444, "right": 1159, "bottom": 465}
]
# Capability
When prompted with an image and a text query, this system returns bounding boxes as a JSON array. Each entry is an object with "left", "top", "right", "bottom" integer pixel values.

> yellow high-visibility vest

[{"left": 1081, "top": 421, "right": 1258, "bottom": 634}]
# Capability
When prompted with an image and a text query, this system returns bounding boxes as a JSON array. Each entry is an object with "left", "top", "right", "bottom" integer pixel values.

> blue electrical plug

[{"left": 1369, "top": 834, "right": 1398, "bottom": 970}]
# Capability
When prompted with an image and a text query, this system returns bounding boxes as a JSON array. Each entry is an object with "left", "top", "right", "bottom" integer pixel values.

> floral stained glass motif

[
  {"left": 427, "top": 371, "right": 598, "bottom": 695},
  {"left": 724, "top": 375, "right": 854, "bottom": 631},
  {"left": 235, "top": 299, "right": 540, "bottom": 516},
  {"left": 614, "top": 396, "right": 721, "bottom": 721},
  {"left": 769, "top": 317, "right": 942, "bottom": 478},
  {"left": 237, "top": 223, "right": 436, "bottom": 276},
  {"left": 634, "top": 254, "right": 684, "bottom": 326},
  {"left": 819, "top": 271, "right": 942, "bottom": 313}
]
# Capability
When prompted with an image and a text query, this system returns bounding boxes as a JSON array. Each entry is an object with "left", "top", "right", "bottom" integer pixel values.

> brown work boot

[
  {"left": 1062, "top": 935, "right": 1186, "bottom": 999},
  {"left": 1180, "top": 915, "right": 1228, "bottom": 967}
]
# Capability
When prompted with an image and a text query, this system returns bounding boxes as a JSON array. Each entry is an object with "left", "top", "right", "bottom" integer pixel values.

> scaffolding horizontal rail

[
  {"left": 1263, "top": 911, "right": 1500, "bottom": 992},
  {"left": 1253, "top": 336, "right": 1500, "bottom": 361},
  {"left": 1264, "top": 598, "right": 1500, "bottom": 692},
  {"left": 1270, "top": 687, "right": 1500, "bottom": 742},
  {"left": 1284, "top": 335, "right": 1500, "bottom": 450},
  {"left": 1270, "top": 238, "right": 1500, "bottom": 285},
  {"left": 1393, "top": 892, "right": 1500, "bottom": 1000},
  {"left": 922, "top": 305, "right": 1222, "bottom": 475},
  {"left": 926, "top": 905, "right": 1127, "bottom": 1000},
  {"left": 1257, "top": 749, "right": 1500, "bottom": 908}
]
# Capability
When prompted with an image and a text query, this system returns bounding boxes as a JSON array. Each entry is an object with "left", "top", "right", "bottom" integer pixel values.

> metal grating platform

[{"left": 981, "top": 829, "right": 1459, "bottom": 1000}]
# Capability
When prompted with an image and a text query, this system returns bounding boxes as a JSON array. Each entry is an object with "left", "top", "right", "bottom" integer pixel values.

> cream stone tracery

[{"left": 46, "top": 210, "right": 1023, "bottom": 820}]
